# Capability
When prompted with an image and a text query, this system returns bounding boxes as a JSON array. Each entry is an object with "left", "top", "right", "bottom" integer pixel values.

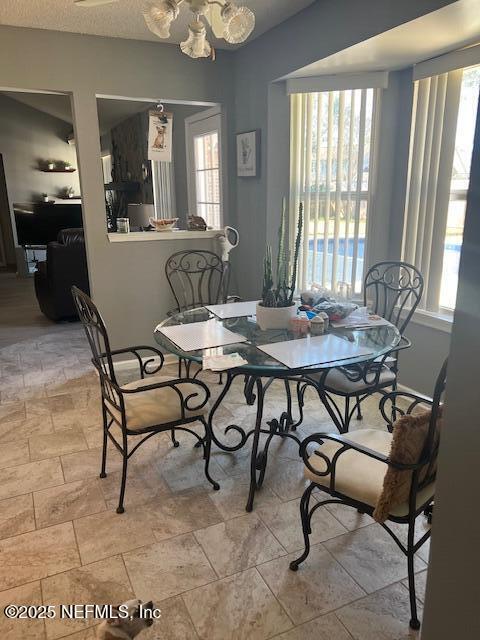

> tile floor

[{"left": 0, "top": 274, "right": 430, "bottom": 639}]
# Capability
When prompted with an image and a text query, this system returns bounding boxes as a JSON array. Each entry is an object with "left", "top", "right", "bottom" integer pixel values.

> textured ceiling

[{"left": 0, "top": 0, "right": 316, "bottom": 49}]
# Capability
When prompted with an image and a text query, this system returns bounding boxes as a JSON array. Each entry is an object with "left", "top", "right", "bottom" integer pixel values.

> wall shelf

[{"left": 40, "top": 168, "right": 76, "bottom": 173}]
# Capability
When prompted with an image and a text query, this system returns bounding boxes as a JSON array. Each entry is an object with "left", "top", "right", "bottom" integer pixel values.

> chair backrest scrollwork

[
  {"left": 364, "top": 261, "right": 424, "bottom": 335},
  {"left": 71, "top": 286, "right": 120, "bottom": 410},
  {"left": 165, "top": 250, "right": 229, "bottom": 313}
]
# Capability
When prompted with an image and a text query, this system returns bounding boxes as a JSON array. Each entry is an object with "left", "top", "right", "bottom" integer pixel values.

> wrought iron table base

[{"left": 208, "top": 370, "right": 308, "bottom": 512}]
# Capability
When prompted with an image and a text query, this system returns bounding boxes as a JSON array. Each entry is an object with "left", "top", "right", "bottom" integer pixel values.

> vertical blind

[
  {"left": 402, "top": 70, "right": 462, "bottom": 312},
  {"left": 290, "top": 89, "right": 377, "bottom": 294},
  {"left": 152, "top": 161, "right": 177, "bottom": 220}
]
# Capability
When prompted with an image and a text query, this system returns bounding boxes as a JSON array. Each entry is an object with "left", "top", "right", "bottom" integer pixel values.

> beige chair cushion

[
  {"left": 320, "top": 365, "right": 396, "bottom": 394},
  {"left": 106, "top": 374, "right": 209, "bottom": 431},
  {"left": 305, "top": 428, "right": 434, "bottom": 520},
  {"left": 373, "top": 407, "right": 442, "bottom": 522}
]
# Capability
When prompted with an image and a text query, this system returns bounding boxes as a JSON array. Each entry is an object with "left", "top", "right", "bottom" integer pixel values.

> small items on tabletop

[
  {"left": 290, "top": 311, "right": 310, "bottom": 336},
  {"left": 310, "top": 314, "right": 325, "bottom": 336}
]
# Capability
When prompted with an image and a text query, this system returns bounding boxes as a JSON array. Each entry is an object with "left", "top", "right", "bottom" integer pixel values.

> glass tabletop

[{"left": 154, "top": 307, "right": 401, "bottom": 374}]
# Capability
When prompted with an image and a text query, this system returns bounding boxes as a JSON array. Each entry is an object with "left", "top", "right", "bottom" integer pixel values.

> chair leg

[
  {"left": 356, "top": 395, "right": 363, "bottom": 420},
  {"left": 218, "top": 373, "right": 224, "bottom": 385},
  {"left": 171, "top": 429, "right": 179, "bottom": 448},
  {"left": 407, "top": 517, "right": 421, "bottom": 630},
  {"left": 201, "top": 418, "right": 220, "bottom": 491},
  {"left": 178, "top": 358, "right": 183, "bottom": 378},
  {"left": 100, "top": 404, "right": 108, "bottom": 479},
  {"left": 290, "top": 483, "right": 315, "bottom": 570},
  {"left": 116, "top": 437, "right": 128, "bottom": 514},
  {"left": 344, "top": 396, "right": 351, "bottom": 432}
]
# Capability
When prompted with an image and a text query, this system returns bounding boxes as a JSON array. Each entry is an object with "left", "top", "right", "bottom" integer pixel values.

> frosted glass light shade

[
  {"left": 221, "top": 2, "right": 255, "bottom": 44},
  {"left": 143, "top": 0, "right": 179, "bottom": 39},
  {"left": 180, "top": 20, "right": 211, "bottom": 59}
]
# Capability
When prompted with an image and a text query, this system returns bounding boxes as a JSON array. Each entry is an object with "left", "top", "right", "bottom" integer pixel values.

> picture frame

[{"left": 236, "top": 129, "right": 260, "bottom": 177}]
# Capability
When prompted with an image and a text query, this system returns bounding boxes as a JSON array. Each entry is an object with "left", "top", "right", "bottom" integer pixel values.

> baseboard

[{"left": 396, "top": 382, "right": 432, "bottom": 402}]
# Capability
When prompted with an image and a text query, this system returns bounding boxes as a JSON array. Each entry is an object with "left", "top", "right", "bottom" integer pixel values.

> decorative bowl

[{"left": 149, "top": 217, "right": 179, "bottom": 232}]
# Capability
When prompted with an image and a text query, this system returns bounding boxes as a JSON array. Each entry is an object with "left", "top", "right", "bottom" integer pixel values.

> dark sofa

[{"left": 34, "top": 228, "right": 90, "bottom": 321}]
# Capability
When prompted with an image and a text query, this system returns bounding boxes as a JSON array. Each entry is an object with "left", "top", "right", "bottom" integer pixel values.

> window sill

[
  {"left": 108, "top": 230, "right": 221, "bottom": 243},
  {"left": 408, "top": 309, "right": 453, "bottom": 334}
]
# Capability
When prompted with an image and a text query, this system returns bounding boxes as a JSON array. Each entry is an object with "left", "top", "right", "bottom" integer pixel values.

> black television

[{"left": 14, "top": 203, "right": 83, "bottom": 246}]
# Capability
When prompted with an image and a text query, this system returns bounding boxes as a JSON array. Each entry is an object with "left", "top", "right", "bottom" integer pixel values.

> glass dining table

[{"left": 155, "top": 307, "right": 401, "bottom": 511}]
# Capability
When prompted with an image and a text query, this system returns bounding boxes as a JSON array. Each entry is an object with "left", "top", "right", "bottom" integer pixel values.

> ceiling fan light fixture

[
  {"left": 180, "top": 20, "right": 211, "bottom": 59},
  {"left": 143, "top": 0, "right": 180, "bottom": 39},
  {"left": 221, "top": 2, "right": 255, "bottom": 44}
]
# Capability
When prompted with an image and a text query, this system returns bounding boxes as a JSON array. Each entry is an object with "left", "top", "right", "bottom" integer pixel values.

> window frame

[{"left": 185, "top": 107, "right": 225, "bottom": 229}]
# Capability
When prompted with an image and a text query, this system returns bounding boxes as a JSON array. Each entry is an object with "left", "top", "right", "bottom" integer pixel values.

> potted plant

[
  {"left": 47, "top": 160, "right": 55, "bottom": 171},
  {"left": 256, "top": 201, "right": 303, "bottom": 330}
]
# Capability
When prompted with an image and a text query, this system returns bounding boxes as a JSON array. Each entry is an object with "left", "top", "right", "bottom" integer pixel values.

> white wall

[
  {"left": 0, "top": 26, "right": 234, "bottom": 349},
  {"left": 421, "top": 91, "right": 480, "bottom": 640}
]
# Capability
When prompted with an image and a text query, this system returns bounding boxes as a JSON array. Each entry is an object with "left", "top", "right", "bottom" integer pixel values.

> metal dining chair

[
  {"left": 291, "top": 359, "right": 447, "bottom": 630},
  {"left": 165, "top": 249, "right": 239, "bottom": 379},
  {"left": 298, "top": 261, "right": 424, "bottom": 433},
  {"left": 71, "top": 286, "right": 219, "bottom": 514}
]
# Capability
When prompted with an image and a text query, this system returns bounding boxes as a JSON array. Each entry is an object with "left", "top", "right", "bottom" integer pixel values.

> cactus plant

[{"left": 260, "top": 201, "right": 304, "bottom": 308}]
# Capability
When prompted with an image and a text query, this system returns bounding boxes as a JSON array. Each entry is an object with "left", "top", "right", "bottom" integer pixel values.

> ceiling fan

[{"left": 74, "top": 0, "right": 256, "bottom": 60}]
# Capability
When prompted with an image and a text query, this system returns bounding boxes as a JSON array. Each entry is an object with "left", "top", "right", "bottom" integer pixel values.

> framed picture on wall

[{"left": 236, "top": 130, "right": 260, "bottom": 177}]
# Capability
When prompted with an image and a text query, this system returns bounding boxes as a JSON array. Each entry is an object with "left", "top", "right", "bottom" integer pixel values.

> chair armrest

[
  {"left": 120, "top": 376, "right": 210, "bottom": 414},
  {"left": 379, "top": 390, "right": 433, "bottom": 429},
  {"left": 101, "top": 345, "right": 165, "bottom": 378},
  {"left": 300, "top": 432, "right": 419, "bottom": 486}
]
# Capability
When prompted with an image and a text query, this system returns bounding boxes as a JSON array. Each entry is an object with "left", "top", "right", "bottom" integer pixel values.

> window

[
  {"left": 440, "top": 66, "right": 480, "bottom": 309},
  {"left": 403, "top": 64, "right": 480, "bottom": 313},
  {"left": 186, "top": 112, "right": 223, "bottom": 229},
  {"left": 194, "top": 131, "right": 221, "bottom": 228},
  {"left": 290, "top": 89, "right": 378, "bottom": 294}
]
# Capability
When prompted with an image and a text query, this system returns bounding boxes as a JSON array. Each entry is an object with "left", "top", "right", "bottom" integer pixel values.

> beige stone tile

[
  {"left": 0, "top": 439, "right": 30, "bottom": 470},
  {"left": 99, "top": 463, "right": 171, "bottom": 511},
  {"left": 24, "top": 368, "right": 66, "bottom": 388},
  {"left": 194, "top": 513, "right": 286, "bottom": 578},
  {"left": 54, "top": 629, "right": 97, "bottom": 640},
  {"left": 337, "top": 582, "right": 422, "bottom": 639},
  {"left": 276, "top": 613, "right": 352, "bottom": 640},
  {"left": 323, "top": 501, "right": 372, "bottom": 531},
  {"left": 0, "top": 458, "right": 64, "bottom": 501},
  {"left": 138, "top": 596, "right": 200, "bottom": 640},
  {"left": 0, "top": 494, "right": 35, "bottom": 540},
  {"left": 29, "top": 429, "right": 89, "bottom": 461},
  {"left": 146, "top": 489, "right": 222, "bottom": 541},
  {"left": 82, "top": 423, "right": 104, "bottom": 448},
  {"left": 158, "top": 444, "right": 226, "bottom": 493},
  {"left": 61, "top": 447, "right": 122, "bottom": 483},
  {"left": 52, "top": 408, "right": 101, "bottom": 433},
  {"left": 123, "top": 534, "right": 216, "bottom": 602},
  {"left": 26, "top": 395, "right": 75, "bottom": 419},
  {"left": 324, "top": 524, "right": 427, "bottom": 594},
  {"left": 34, "top": 480, "right": 107, "bottom": 528},
  {"left": 74, "top": 508, "right": 156, "bottom": 564},
  {"left": 183, "top": 567, "right": 293, "bottom": 640},
  {"left": 0, "top": 374, "right": 24, "bottom": 390},
  {"left": 263, "top": 458, "right": 309, "bottom": 502},
  {"left": 0, "top": 415, "right": 54, "bottom": 443},
  {"left": 257, "top": 545, "right": 365, "bottom": 625},
  {"left": 0, "top": 385, "right": 47, "bottom": 404},
  {"left": 0, "top": 402, "right": 26, "bottom": 424},
  {"left": 42, "top": 555, "right": 134, "bottom": 639},
  {"left": 0, "top": 580, "right": 46, "bottom": 640},
  {"left": 208, "top": 474, "right": 281, "bottom": 520},
  {"left": 258, "top": 498, "right": 348, "bottom": 553},
  {"left": 0, "top": 522, "right": 80, "bottom": 590}
]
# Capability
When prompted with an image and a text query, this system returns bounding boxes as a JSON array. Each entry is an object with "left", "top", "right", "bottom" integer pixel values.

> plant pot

[{"left": 256, "top": 302, "right": 297, "bottom": 331}]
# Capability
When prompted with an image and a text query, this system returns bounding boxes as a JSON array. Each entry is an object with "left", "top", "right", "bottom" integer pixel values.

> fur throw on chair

[{"left": 373, "top": 406, "right": 443, "bottom": 523}]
